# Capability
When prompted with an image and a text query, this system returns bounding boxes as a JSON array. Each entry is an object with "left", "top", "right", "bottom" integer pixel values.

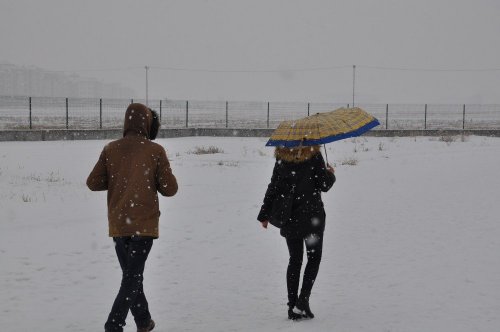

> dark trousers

[
  {"left": 104, "top": 236, "right": 154, "bottom": 332},
  {"left": 286, "top": 233, "right": 323, "bottom": 307}
]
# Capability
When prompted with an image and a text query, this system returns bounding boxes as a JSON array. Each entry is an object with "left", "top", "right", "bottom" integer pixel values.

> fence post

[
  {"left": 99, "top": 98, "right": 103, "bottom": 129},
  {"left": 66, "top": 97, "right": 69, "bottom": 129},
  {"left": 186, "top": 100, "right": 189, "bottom": 128},
  {"left": 159, "top": 100, "right": 162, "bottom": 123},
  {"left": 226, "top": 101, "right": 228, "bottom": 128},
  {"left": 463, "top": 104, "right": 466, "bottom": 130},
  {"left": 386, "top": 104, "right": 389, "bottom": 129},
  {"left": 307, "top": 102, "right": 310, "bottom": 116},
  {"left": 29, "top": 97, "right": 32, "bottom": 130},
  {"left": 424, "top": 104, "right": 427, "bottom": 130},
  {"left": 267, "top": 102, "right": 270, "bottom": 128}
]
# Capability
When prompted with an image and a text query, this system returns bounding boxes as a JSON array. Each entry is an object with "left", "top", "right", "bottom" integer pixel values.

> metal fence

[{"left": 1, "top": 95, "right": 500, "bottom": 130}]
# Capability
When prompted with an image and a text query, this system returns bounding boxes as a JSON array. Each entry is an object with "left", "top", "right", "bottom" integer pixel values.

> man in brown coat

[{"left": 87, "top": 103, "right": 178, "bottom": 332}]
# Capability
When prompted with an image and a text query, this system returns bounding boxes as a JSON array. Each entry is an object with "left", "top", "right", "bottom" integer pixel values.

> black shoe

[
  {"left": 288, "top": 307, "right": 303, "bottom": 320},
  {"left": 295, "top": 297, "right": 314, "bottom": 319},
  {"left": 137, "top": 319, "right": 155, "bottom": 332}
]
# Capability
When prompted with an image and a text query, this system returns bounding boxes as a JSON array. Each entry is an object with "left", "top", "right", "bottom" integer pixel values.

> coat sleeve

[
  {"left": 257, "top": 161, "right": 281, "bottom": 222},
  {"left": 86, "top": 148, "right": 108, "bottom": 191},
  {"left": 314, "top": 154, "right": 335, "bottom": 192},
  {"left": 156, "top": 148, "right": 178, "bottom": 197}
]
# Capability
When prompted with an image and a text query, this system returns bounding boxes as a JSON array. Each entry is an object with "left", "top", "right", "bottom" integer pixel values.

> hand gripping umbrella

[{"left": 265, "top": 107, "right": 380, "bottom": 163}]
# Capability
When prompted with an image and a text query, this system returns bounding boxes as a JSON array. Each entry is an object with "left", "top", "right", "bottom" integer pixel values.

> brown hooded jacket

[{"left": 86, "top": 103, "right": 178, "bottom": 238}]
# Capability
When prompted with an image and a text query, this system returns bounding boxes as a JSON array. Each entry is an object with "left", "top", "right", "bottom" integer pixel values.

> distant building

[{"left": 0, "top": 63, "right": 135, "bottom": 98}]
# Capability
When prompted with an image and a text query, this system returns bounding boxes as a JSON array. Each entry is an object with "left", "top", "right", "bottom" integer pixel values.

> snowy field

[{"left": 1, "top": 135, "right": 499, "bottom": 332}]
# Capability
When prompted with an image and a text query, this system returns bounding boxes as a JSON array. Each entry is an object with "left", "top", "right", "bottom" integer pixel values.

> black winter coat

[{"left": 257, "top": 152, "right": 335, "bottom": 238}]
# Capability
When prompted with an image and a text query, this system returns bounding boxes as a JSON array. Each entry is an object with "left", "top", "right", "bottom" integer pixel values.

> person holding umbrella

[
  {"left": 258, "top": 107, "right": 379, "bottom": 320},
  {"left": 258, "top": 143, "right": 335, "bottom": 320}
]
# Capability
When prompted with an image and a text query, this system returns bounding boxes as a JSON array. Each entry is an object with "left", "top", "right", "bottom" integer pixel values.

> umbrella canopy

[{"left": 266, "top": 107, "right": 380, "bottom": 147}]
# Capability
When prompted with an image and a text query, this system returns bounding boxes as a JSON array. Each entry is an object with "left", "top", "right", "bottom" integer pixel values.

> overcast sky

[{"left": 1, "top": 0, "right": 500, "bottom": 103}]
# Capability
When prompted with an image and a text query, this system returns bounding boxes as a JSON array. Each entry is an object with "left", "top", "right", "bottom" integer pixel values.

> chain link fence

[{"left": 1, "top": 96, "right": 500, "bottom": 130}]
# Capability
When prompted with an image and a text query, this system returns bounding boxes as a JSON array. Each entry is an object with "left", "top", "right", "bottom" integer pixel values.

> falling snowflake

[{"left": 305, "top": 234, "right": 320, "bottom": 246}]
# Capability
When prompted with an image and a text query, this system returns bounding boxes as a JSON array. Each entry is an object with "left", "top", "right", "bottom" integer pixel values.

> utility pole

[
  {"left": 145, "top": 65, "right": 149, "bottom": 106},
  {"left": 352, "top": 65, "right": 356, "bottom": 108}
]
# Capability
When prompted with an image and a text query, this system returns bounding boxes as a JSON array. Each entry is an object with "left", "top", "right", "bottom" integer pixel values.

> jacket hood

[
  {"left": 275, "top": 145, "right": 321, "bottom": 163},
  {"left": 123, "top": 103, "right": 152, "bottom": 138}
]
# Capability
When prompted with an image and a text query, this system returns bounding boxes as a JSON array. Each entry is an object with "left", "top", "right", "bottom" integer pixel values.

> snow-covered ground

[{"left": 1, "top": 135, "right": 499, "bottom": 332}]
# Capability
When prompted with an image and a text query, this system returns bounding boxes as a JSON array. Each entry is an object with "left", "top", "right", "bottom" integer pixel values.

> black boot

[
  {"left": 288, "top": 306, "right": 303, "bottom": 320},
  {"left": 287, "top": 297, "right": 303, "bottom": 320},
  {"left": 295, "top": 295, "right": 314, "bottom": 319}
]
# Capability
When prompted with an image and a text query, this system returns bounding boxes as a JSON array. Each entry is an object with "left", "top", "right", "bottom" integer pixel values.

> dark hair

[{"left": 149, "top": 109, "right": 160, "bottom": 140}]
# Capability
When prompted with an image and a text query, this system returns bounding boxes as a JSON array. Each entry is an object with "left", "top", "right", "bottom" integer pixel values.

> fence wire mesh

[{"left": 1, "top": 96, "right": 500, "bottom": 130}]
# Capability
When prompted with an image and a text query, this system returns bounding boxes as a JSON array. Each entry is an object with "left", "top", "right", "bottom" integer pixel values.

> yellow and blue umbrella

[{"left": 266, "top": 107, "right": 380, "bottom": 147}]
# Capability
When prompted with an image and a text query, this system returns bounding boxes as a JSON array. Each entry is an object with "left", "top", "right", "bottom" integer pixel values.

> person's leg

[
  {"left": 105, "top": 237, "right": 129, "bottom": 332},
  {"left": 105, "top": 237, "right": 153, "bottom": 332},
  {"left": 296, "top": 233, "right": 323, "bottom": 318},
  {"left": 123, "top": 237, "right": 153, "bottom": 328},
  {"left": 130, "top": 285, "right": 151, "bottom": 328},
  {"left": 285, "top": 237, "right": 303, "bottom": 309},
  {"left": 129, "top": 238, "right": 153, "bottom": 329},
  {"left": 300, "top": 233, "right": 323, "bottom": 298}
]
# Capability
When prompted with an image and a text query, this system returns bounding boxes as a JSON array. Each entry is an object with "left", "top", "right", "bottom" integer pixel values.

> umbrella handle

[{"left": 323, "top": 144, "right": 329, "bottom": 165}]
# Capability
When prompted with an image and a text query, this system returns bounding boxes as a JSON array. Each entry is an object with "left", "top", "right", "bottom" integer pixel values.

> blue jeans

[{"left": 104, "top": 236, "right": 153, "bottom": 332}]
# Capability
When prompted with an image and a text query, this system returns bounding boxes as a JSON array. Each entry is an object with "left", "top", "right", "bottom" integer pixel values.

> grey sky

[{"left": 1, "top": 0, "right": 500, "bottom": 103}]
